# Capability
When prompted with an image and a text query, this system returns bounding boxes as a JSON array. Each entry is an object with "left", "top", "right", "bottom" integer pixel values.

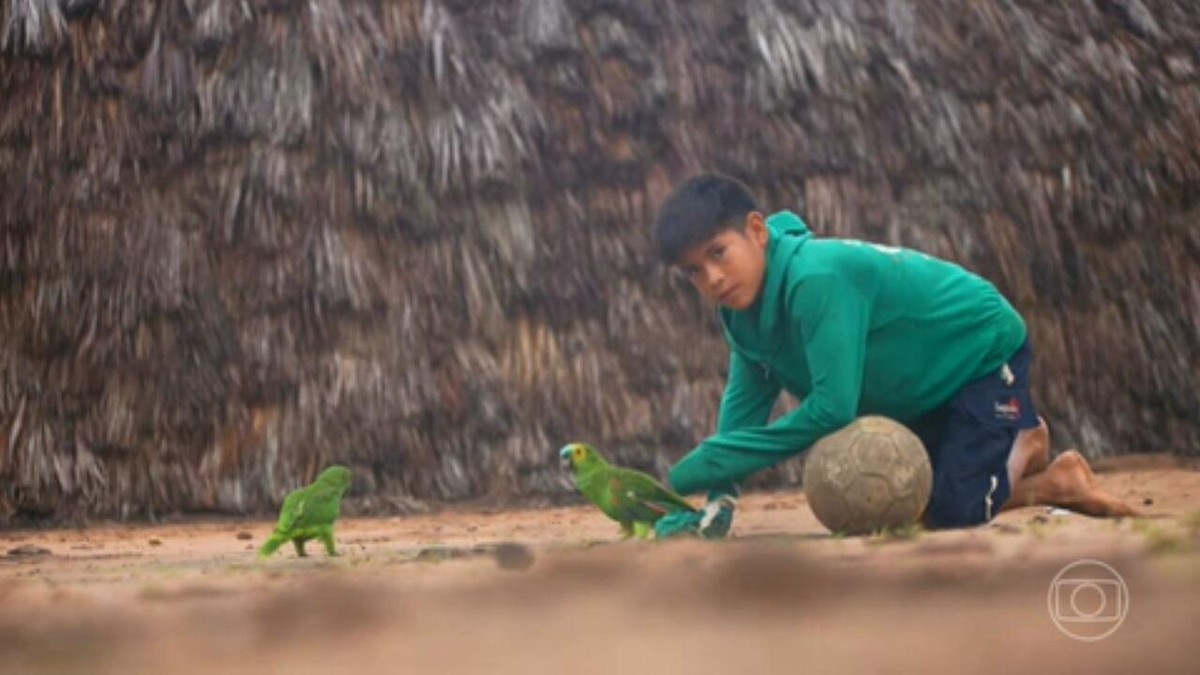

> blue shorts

[{"left": 904, "top": 340, "right": 1041, "bottom": 529}]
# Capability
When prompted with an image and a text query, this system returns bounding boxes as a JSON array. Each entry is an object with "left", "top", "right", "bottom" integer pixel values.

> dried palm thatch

[{"left": 0, "top": 0, "right": 1196, "bottom": 523}]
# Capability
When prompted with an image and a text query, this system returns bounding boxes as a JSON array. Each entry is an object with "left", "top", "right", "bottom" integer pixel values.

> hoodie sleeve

[
  {"left": 717, "top": 349, "right": 782, "bottom": 434},
  {"left": 685, "top": 275, "right": 870, "bottom": 481}
]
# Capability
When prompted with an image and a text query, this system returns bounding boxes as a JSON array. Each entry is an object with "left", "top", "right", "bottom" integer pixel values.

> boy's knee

[
  {"left": 925, "top": 475, "right": 1010, "bottom": 529},
  {"left": 924, "top": 497, "right": 980, "bottom": 530}
]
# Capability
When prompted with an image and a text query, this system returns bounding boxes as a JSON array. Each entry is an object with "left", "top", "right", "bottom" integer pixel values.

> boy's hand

[{"left": 655, "top": 495, "right": 736, "bottom": 539}]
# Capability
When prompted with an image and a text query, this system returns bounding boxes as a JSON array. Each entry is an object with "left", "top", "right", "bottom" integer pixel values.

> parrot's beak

[{"left": 558, "top": 445, "right": 574, "bottom": 468}]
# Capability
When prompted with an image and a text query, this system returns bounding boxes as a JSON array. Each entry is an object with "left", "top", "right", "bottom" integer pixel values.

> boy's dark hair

[{"left": 653, "top": 174, "right": 758, "bottom": 264}]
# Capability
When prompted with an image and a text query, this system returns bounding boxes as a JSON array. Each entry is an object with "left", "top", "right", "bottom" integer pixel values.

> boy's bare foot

[{"left": 1009, "top": 450, "right": 1139, "bottom": 518}]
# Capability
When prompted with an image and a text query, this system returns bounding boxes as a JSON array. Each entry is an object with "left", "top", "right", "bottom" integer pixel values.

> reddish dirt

[{"left": 1, "top": 455, "right": 1197, "bottom": 674}]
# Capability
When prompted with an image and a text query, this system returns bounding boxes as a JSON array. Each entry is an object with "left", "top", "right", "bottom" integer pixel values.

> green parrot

[
  {"left": 559, "top": 442, "right": 697, "bottom": 539},
  {"left": 258, "top": 465, "right": 353, "bottom": 558}
]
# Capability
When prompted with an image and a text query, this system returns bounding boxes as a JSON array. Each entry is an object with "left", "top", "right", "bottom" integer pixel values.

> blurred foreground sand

[{"left": 1, "top": 456, "right": 1198, "bottom": 674}]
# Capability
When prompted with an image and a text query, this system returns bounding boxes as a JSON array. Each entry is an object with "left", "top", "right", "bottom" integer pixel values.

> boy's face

[{"left": 675, "top": 212, "right": 769, "bottom": 311}]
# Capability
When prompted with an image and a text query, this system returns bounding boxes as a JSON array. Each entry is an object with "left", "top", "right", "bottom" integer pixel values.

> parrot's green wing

[
  {"left": 273, "top": 488, "right": 308, "bottom": 535},
  {"left": 605, "top": 466, "right": 697, "bottom": 522},
  {"left": 287, "top": 485, "right": 344, "bottom": 529}
]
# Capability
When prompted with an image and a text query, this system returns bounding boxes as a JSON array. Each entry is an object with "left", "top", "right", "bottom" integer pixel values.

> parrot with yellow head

[{"left": 559, "top": 442, "right": 697, "bottom": 539}]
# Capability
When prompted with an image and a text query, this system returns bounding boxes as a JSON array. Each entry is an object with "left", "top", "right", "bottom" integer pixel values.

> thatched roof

[{"left": 0, "top": 0, "right": 1196, "bottom": 523}]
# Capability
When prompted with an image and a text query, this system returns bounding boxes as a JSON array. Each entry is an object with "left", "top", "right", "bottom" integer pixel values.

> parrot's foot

[{"left": 320, "top": 534, "right": 339, "bottom": 556}]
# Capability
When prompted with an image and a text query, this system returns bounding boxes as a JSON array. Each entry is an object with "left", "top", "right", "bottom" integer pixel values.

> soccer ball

[{"left": 802, "top": 416, "right": 932, "bottom": 535}]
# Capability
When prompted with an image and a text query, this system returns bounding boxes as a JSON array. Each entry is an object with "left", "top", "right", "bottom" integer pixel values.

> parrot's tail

[{"left": 257, "top": 533, "right": 286, "bottom": 558}]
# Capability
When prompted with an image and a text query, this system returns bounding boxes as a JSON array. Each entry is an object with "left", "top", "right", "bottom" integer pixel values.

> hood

[{"left": 718, "top": 210, "right": 813, "bottom": 361}]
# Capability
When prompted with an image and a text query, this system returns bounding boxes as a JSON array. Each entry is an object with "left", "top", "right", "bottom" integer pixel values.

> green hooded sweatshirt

[{"left": 669, "top": 210, "right": 1028, "bottom": 495}]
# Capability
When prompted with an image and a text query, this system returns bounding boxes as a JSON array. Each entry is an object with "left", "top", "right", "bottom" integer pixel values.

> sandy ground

[{"left": 1, "top": 455, "right": 1198, "bottom": 675}]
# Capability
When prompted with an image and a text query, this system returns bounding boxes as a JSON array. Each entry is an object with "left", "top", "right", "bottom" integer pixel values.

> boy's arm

[
  {"left": 698, "top": 350, "right": 782, "bottom": 500},
  {"left": 717, "top": 349, "right": 782, "bottom": 434},
  {"left": 681, "top": 275, "right": 870, "bottom": 487}
]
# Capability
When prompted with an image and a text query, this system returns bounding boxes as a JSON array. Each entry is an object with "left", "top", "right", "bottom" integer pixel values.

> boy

[{"left": 652, "top": 174, "right": 1137, "bottom": 538}]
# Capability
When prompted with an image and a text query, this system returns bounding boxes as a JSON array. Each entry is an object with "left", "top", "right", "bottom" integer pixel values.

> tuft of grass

[
  {"left": 1025, "top": 512, "right": 1071, "bottom": 539},
  {"left": 1131, "top": 518, "right": 1193, "bottom": 555},
  {"left": 868, "top": 522, "right": 925, "bottom": 543},
  {"left": 1182, "top": 511, "right": 1200, "bottom": 536},
  {"left": 1140, "top": 526, "right": 1189, "bottom": 555},
  {"left": 1027, "top": 519, "right": 1048, "bottom": 539}
]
